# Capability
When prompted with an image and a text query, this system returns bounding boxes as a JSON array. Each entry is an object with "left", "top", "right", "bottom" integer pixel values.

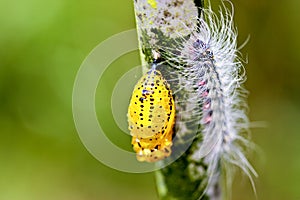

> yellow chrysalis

[{"left": 127, "top": 62, "right": 175, "bottom": 162}]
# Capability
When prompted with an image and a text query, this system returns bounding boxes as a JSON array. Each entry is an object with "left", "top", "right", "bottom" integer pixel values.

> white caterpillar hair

[{"left": 157, "top": 1, "right": 257, "bottom": 198}]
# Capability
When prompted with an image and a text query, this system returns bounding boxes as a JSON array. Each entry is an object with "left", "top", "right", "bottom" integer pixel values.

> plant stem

[{"left": 133, "top": 1, "right": 221, "bottom": 199}]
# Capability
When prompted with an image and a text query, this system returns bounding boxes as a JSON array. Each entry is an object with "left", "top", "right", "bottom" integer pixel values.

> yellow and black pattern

[{"left": 127, "top": 68, "right": 175, "bottom": 162}]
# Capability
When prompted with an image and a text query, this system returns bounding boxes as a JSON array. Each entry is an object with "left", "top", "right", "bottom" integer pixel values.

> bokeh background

[{"left": 1, "top": 0, "right": 299, "bottom": 199}]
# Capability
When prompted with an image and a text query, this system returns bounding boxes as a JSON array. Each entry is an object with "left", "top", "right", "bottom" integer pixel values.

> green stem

[{"left": 133, "top": 1, "right": 220, "bottom": 199}]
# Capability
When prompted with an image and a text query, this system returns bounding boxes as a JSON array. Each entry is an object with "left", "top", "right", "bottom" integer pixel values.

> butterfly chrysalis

[{"left": 127, "top": 52, "right": 176, "bottom": 162}]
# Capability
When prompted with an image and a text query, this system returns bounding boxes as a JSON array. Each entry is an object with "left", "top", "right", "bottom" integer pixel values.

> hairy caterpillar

[{"left": 156, "top": 2, "right": 257, "bottom": 197}]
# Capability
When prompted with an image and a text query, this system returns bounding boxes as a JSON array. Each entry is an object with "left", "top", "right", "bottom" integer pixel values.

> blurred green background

[{"left": 0, "top": 0, "right": 299, "bottom": 200}]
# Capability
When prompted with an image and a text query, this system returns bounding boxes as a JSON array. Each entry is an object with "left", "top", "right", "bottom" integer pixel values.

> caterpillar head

[
  {"left": 192, "top": 39, "right": 214, "bottom": 60},
  {"left": 180, "top": 35, "right": 214, "bottom": 65}
]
